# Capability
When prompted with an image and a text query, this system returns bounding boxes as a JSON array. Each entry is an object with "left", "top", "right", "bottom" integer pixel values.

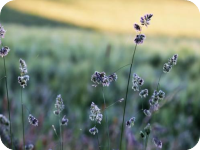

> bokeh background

[{"left": 0, "top": 0, "right": 200, "bottom": 150}]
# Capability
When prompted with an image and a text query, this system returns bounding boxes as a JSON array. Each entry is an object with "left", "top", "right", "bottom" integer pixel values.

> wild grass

[{"left": 0, "top": 23, "right": 200, "bottom": 149}]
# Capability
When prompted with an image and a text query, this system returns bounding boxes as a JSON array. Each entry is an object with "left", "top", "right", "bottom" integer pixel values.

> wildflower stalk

[
  {"left": 119, "top": 44, "right": 138, "bottom": 149},
  {"left": 59, "top": 114, "right": 63, "bottom": 150},
  {"left": 3, "top": 56, "right": 13, "bottom": 149},
  {"left": 21, "top": 87, "right": 25, "bottom": 150},
  {"left": 156, "top": 72, "right": 163, "bottom": 91},
  {"left": 21, "top": 87, "right": 25, "bottom": 149},
  {"left": 96, "top": 132, "right": 101, "bottom": 150},
  {"left": 102, "top": 87, "right": 110, "bottom": 150},
  {"left": 95, "top": 122, "right": 101, "bottom": 150},
  {"left": 105, "top": 101, "right": 120, "bottom": 110},
  {"left": 145, "top": 135, "right": 149, "bottom": 150},
  {"left": 112, "top": 63, "right": 131, "bottom": 74}
]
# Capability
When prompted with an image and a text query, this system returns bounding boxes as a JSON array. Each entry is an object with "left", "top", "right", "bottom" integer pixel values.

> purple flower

[
  {"left": 0, "top": 24, "right": 6, "bottom": 39},
  {"left": 28, "top": 114, "right": 38, "bottom": 126},
  {"left": 61, "top": 115, "right": 69, "bottom": 126},
  {"left": 91, "top": 71, "right": 117, "bottom": 87},
  {"left": 140, "top": 14, "right": 153, "bottom": 27},
  {"left": 153, "top": 137, "right": 162, "bottom": 149},
  {"left": 126, "top": 117, "right": 135, "bottom": 128},
  {"left": 0, "top": 46, "right": 10, "bottom": 57},
  {"left": 89, "top": 126, "right": 98, "bottom": 135},
  {"left": 139, "top": 89, "right": 148, "bottom": 98},
  {"left": 133, "top": 23, "right": 141, "bottom": 32},
  {"left": 134, "top": 34, "right": 146, "bottom": 44}
]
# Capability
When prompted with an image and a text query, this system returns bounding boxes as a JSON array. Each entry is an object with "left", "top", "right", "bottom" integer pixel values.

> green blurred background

[{"left": 0, "top": 0, "right": 200, "bottom": 150}]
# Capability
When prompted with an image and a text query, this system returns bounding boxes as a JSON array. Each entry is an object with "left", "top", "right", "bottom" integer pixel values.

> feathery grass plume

[
  {"left": 0, "top": 24, "right": 6, "bottom": 38},
  {"left": 91, "top": 71, "right": 117, "bottom": 87},
  {"left": 25, "top": 144, "right": 34, "bottom": 150},
  {"left": 140, "top": 14, "right": 153, "bottom": 27},
  {"left": 61, "top": 116, "right": 69, "bottom": 126},
  {"left": 153, "top": 137, "right": 162, "bottom": 149},
  {"left": 163, "top": 63, "right": 172, "bottom": 73},
  {"left": 163, "top": 54, "right": 178, "bottom": 73},
  {"left": 19, "top": 58, "right": 28, "bottom": 75},
  {"left": 158, "top": 90, "right": 165, "bottom": 100},
  {"left": 28, "top": 114, "right": 39, "bottom": 126},
  {"left": 54, "top": 94, "right": 64, "bottom": 115},
  {"left": 126, "top": 117, "right": 135, "bottom": 128},
  {"left": 89, "top": 102, "right": 103, "bottom": 124},
  {"left": 150, "top": 90, "right": 165, "bottom": 106},
  {"left": 132, "top": 73, "right": 144, "bottom": 91},
  {"left": 53, "top": 94, "right": 68, "bottom": 150},
  {"left": 143, "top": 109, "right": 151, "bottom": 117},
  {"left": 18, "top": 75, "right": 30, "bottom": 88},
  {"left": 0, "top": 24, "right": 6, "bottom": 44},
  {"left": 144, "top": 123, "right": 151, "bottom": 136},
  {"left": 134, "top": 23, "right": 141, "bottom": 32},
  {"left": 18, "top": 59, "right": 29, "bottom": 88},
  {"left": 0, "top": 114, "right": 10, "bottom": 126},
  {"left": 0, "top": 46, "right": 10, "bottom": 57},
  {"left": 108, "top": 73, "right": 118, "bottom": 82},
  {"left": 89, "top": 126, "right": 98, "bottom": 135},
  {"left": 140, "top": 131, "right": 146, "bottom": 139},
  {"left": 139, "top": 89, "right": 148, "bottom": 98},
  {"left": 151, "top": 90, "right": 159, "bottom": 103},
  {"left": 134, "top": 34, "right": 146, "bottom": 44},
  {"left": 91, "top": 71, "right": 104, "bottom": 84}
]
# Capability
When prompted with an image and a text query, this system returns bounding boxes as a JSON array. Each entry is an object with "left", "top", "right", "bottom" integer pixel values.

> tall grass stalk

[
  {"left": 96, "top": 132, "right": 101, "bottom": 150},
  {"left": 102, "top": 87, "right": 110, "bottom": 150},
  {"left": 145, "top": 135, "right": 149, "bottom": 150},
  {"left": 21, "top": 87, "right": 25, "bottom": 150},
  {"left": 95, "top": 122, "right": 101, "bottom": 150},
  {"left": 119, "top": 44, "right": 138, "bottom": 149},
  {"left": 59, "top": 114, "right": 63, "bottom": 150},
  {"left": 3, "top": 56, "right": 14, "bottom": 149}
]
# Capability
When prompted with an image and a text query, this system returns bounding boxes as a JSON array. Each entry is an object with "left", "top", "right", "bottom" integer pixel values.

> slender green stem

[
  {"left": 145, "top": 135, "right": 149, "bottom": 150},
  {"left": 156, "top": 72, "right": 163, "bottom": 91},
  {"left": 96, "top": 130, "right": 101, "bottom": 150},
  {"left": 59, "top": 114, "right": 63, "bottom": 150},
  {"left": 106, "top": 101, "right": 119, "bottom": 109},
  {"left": 21, "top": 87, "right": 25, "bottom": 150},
  {"left": 3, "top": 57, "right": 14, "bottom": 149},
  {"left": 112, "top": 63, "right": 131, "bottom": 74},
  {"left": 95, "top": 122, "right": 101, "bottom": 150},
  {"left": 102, "top": 87, "right": 110, "bottom": 150},
  {"left": 119, "top": 44, "right": 138, "bottom": 150}
]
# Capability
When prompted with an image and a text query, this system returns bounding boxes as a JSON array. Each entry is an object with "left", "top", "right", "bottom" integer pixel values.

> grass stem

[
  {"left": 3, "top": 57, "right": 14, "bottom": 149},
  {"left": 119, "top": 44, "right": 138, "bottom": 150},
  {"left": 21, "top": 87, "right": 25, "bottom": 150},
  {"left": 102, "top": 87, "right": 110, "bottom": 150},
  {"left": 59, "top": 114, "right": 63, "bottom": 150}
]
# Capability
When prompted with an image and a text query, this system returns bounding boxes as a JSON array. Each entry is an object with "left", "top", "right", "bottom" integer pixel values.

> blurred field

[
  {"left": 0, "top": 0, "right": 200, "bottom": 150},
  {"left": 5, "top": 0, "right": 200, "bottom": 37}
]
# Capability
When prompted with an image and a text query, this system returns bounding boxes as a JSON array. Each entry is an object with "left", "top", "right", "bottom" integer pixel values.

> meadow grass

[
  {"left": 0, "top": 22, "right": 200, "bottom": 149},
  {"left": 1, "top": 24, "right": 200, "bottom": 149}
]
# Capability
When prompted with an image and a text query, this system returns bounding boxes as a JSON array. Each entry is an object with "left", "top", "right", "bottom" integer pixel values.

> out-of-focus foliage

[
  {"left": 0, "top": 1, "right": 200, "bottom": 150},
  {"left": 5, "top": 0, "right": 200, "bottom": 37}
]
